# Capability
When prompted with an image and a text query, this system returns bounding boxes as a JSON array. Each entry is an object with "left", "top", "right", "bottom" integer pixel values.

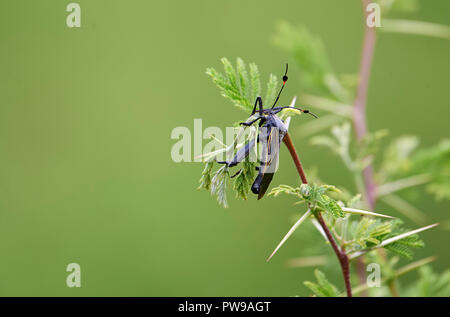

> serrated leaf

[
  {"left": 349, "top": 223, "right": 438, "bottom": 260},
  {"left": 264, "top": 73, "right": 279, "bottom": 107},
  {"left": 249, "top": 63, "right": 261, "bottom": 103},
  {"left": 221, "top": 57, "right": 237, "bottom": 88},
  {"left": 320, "top": 195, "right": 344, "bottom": 218},
  {"left": 268, "top": 185, "right": 301, "bottom": 198},
  {"left": 272, "top": 22, "right": 349, "bottom": 101},
  {"left": 210, "top": 165, "right": 230, "bottom": 208},
  {"left": 198, "top": 161, "right": 215, "bottom": 191},
  {"left": 304, "top": 269, "right": 340, "bottom": 297},
  {"left": 207, "top": 58, "right": 285, "bottom": 114},
  {"left": 405, "top": 265, "right": 450, "bottom": 297},
  {"left": 236, "top": 57, "right": 250, "bottom": 100},
  {"left": 233, "top": 159, "right": 256, "bottom": 200}
]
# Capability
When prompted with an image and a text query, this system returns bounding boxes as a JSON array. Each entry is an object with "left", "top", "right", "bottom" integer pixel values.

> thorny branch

[{"left": 283, "top": 133, "right": 353, "bottom": 297}]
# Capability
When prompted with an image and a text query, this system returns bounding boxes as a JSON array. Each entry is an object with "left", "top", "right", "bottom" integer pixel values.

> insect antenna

[
  {"left": 273, "top": 106, "right": 319, "bottom": 118},
  {"left": 271, "top": 63, "right": 289, "bottom": 109},
  {"left": 299, "top": 109, "right": 319, "bottom": 118}
]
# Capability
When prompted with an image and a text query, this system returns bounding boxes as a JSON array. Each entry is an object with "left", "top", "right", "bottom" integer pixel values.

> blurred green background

[{"left": 0, "top": 0, "right": 448, "bottom": 296}]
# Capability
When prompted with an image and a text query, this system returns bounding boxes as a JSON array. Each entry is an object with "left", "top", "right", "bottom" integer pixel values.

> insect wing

[{"left": 251, "top": 125, "right": 281, "bottom": 199}]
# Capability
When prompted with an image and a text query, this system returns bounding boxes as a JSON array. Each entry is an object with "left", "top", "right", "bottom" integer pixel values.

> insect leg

[
  {"left": 240, "top": 117, "right": 261, "bottom": 126},
  {"left": 251, "top": 96, "right": 264, "bottom": 116},
  {"left": 216, "top": 139, "right": 256, "bottom": 167}
]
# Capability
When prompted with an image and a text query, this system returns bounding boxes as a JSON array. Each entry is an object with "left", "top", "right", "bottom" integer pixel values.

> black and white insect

[{"left": 218, "top": 64, "right": 318, "bottom": 200}]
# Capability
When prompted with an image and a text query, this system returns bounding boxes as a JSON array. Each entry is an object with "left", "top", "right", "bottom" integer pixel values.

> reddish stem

[
  {"left": 353, "top": 0, "right": 378, "bottom": 294},
  {"left": 283, "top": 133, "right": 352, "bottom": 297},
  {"left": 354, "top": 0, "right": 377, "bottom": 210},
  {"left": 283, "top": 133, "right": 308, "bottom": 184},
  {"left": 316, "top": 213, "right": 352, "bottom": 297}
]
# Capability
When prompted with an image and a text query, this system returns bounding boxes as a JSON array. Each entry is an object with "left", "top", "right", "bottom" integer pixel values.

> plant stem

[
  {"left": 354, "top": 0, "right": 377, "bottom": 210},
  {"left": 353, "top": 0, "right": 378, "bottom": 295},
  {"left": 283, "top": 132, "right": 353, "bottom": 297},
  {"left": 388, "top": 281, "right": 399, "bottom": 297},
  {"left": 283, "top": 133, "right": 308, "bottom": 184},
  {"left": 316, "top": 212, "right": 352, "bottom": 297},
  {"left": 343, "top": 256, "right": 436, "bottom": 296}
]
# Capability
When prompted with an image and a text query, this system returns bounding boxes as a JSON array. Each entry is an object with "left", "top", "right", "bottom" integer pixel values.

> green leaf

[
  {"left": 270, "top": 183, "right": 344, "bottom": 218},
  {"left": 356, "top": 129, "right": 389, "bottom": 168},
  {"left": 272, "top": 22, "right": 349, "bottom": 102},
  {"left": 264, "top": 73, "right": 279, "bottom": 107},
  {"left": 331, "top": 123, "right": 351, "bottom": 155},
  {"left": 378, "top": 135, "right": 419, "bottom": 181},
  {"left": 312, "top": 122, "right": 355, "bottom": 170},
  {"left": 222, "top": 57, "right": 237, "bottom": 88},
  {"left": 319, "top": 194, "right": 344, "bottom": 218},
  {"left": 379, "top": 137, "right": 450, "bottom": 201},
  {"left": 304, "top": 269, "right": 340, "bottom": 297},
  {"left": 348, "top": 221, "right": 436, "bottom": 260},
  {"left": 210, "top": 165, "right": 230, "bottom": 208},
  {"left": 310, "top": 135, "right": 339, "bottom": 153},
  {"left": 206, "top": 58, "right": 282, "bottom": 113},
  {"left": 354, "top": 218, "right": 381, "bottom": 248},
  {"left": 233, "top": 159, "right": 256, "bottom": 200},
  {"left": 384, "top": 242, "right": 415, "bottom": 259},
  {"left": 349, "top": 218, "right": 392, "bottom": 251},
  {"left": 237, "top": 57, "right": 250, "bottom": 100},
  {"left": 249, "top": 62, "right": 261, "bottom": 103},
  {"left": 347, "top": 194, "right": 362, "bottom": 208},
  {"left": 403, "top": 266, "right": 450, "bottom": 297},
  {"left": 268, "top": 184, "right": 301, "bottom": 198},
  {"left": 427, "top": 181, "right": 450, "bottom": 201},
  {"left": 206, "top": 65, "right": 250, "bottom": 111},
  {"left": 382, "top": 221, "right": 425, "bottom": 259},
  {"left": 197, "top": 161, "right": 215, "bottom": 191},
  {"left": 412, "top": 139, "right": 450, "bottom": 200}
]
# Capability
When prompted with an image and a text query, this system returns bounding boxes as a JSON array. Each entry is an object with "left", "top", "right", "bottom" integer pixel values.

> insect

[{"left": 218, "top": 64, "right": 317, "bottom": 199}]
